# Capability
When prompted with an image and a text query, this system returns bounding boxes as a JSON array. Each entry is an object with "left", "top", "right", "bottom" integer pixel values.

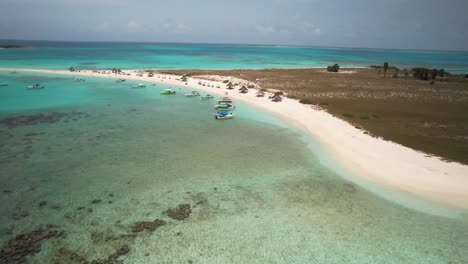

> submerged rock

[
  {"left": 0, "top": 111, "right": 89, "bottom": 129},
  {"left": 164, "top": 204, "right": 192, "bottom": 220},
  {"left": 56, "top": 244, "right": 130, "bottom": 264},
  {"left": 131, "top": 219, "right": 166, "bottom": 232},
  {"left": 91, "top": 199, "right": 102, "bottom": 204},
  {"left": 0, "top": 227, "right": 64, "bottom": 264}
]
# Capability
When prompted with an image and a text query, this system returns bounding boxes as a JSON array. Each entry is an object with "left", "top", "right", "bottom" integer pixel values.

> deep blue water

[{"left": 1, "top": 40, "right": 467, "bottom": 73}]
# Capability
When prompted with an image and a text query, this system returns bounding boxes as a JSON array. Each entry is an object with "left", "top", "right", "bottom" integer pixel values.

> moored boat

[
  {"left": 214, "top": 111, "right": 235, "bottom": 120},
  {"left": 0, "top": 83, "right": 8, "bottom": 86},
  {"left": 160, "top": 88, "right": 176, "bottom": 95},
  {"left": 201, "top": 94, "right": 214, "bottom": 100},
  {"left": 27, "top": 84, "right": 44, "bottom": 89},
  {"left": 217, "top": 97, "right": 233, "bottom": 104},
  {"left": 116, "top": 79, "right": 126, "bottom": 82},
  {"left": 131, "top": 83, "right": 146, "bottom": 88},
  {"left": 214, "top": 104, "right": 235, "bottom": 110},
  {"left": 184, "top": 91, "right": 201, "bottom": 97}
]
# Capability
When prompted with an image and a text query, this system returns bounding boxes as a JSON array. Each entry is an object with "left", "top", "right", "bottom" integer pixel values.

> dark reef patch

[
  {"left": 0, "top": 112, "right": 89, "bottom": 129},
  {"left": 91, "top": 199, "right": 102, "bottom": 204},
  {"left": 55, "top": 244, "right": 130, "bottom": 264},
  {"left": 131, "top": 219, "right": 166, "bottom": 233},
  {"left": 164, "top": 204, "right": 192, "bottom": 220},
  {"left": 0, "top": 226, "right": 64, "bottom": 264}
]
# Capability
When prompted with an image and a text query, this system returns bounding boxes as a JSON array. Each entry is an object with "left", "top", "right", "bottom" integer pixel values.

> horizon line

[{"left": 1, "top": 38, "right": 467, "bottom": 53}]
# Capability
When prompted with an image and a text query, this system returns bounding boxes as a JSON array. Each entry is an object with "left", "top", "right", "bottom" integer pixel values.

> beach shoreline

[{"left": 1, "top": 67, "right": 468, "bottom": 211}]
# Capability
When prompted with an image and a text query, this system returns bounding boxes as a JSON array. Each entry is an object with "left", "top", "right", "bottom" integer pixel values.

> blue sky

[{"left": 0, "top": 0, "right": 467, "bottom": 51}]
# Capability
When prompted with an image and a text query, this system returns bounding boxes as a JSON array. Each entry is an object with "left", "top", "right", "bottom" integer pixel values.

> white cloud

[
  {"left": 127, "top": 20, "right": 143, "bottom": 32},
  {"left": 256, "top": 25, "right": 275, "bottom": 35}
]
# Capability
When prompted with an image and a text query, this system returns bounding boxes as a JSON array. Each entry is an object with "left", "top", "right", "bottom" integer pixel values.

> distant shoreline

[
  {"left": 0, "top": 45, "right": 29, "bottom": 49},
  {"left": 1, "top": 67, "right": 468, "bottom": 211}
]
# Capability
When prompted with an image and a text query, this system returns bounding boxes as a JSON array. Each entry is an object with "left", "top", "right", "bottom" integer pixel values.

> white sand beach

[{"left": 2, "top": 67, "right": 468, "bottom": 211}]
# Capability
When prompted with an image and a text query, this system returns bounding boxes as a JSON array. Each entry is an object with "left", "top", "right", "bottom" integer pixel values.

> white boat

[
  {"left": 217, "top": 97, "right": 233, "bottom": 104},
  {"left": 161, "top": 89, "right": 176, "bottom": 95},
  {"left": 131, "top": 83, "right": 146, "bottom": 88},
  {"left": 0, "top": 83, "right": 8, "bottom": 86},
  {"left": 214, "top": 111, "right": 236, "bottom": 120},
  {"left": 184, "top": 91, "right": 200, "bottom": 97},
  {"left": 201, "top": 94, "right": 214, "bottom": 100},
  {"left": 27, "top": 84, "right": 44, "bottom": 89}
]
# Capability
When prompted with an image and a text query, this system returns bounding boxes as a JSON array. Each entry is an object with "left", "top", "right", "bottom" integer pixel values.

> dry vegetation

[{"left": 162, "top": 68, "right": 468, "bottom": 164}]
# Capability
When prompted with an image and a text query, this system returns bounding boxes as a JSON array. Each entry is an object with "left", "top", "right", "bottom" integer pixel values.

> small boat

[
  {"left": 217, "top": 97, "right": 233, "bottom": 104},
  {"left": 131, "top": 83, "right": 146, "bottom": 88},
  {"left": 215, "top": 111, "right": 235, "bottom": 120},
  {"left": 27, "top": 84, "right": 44, "bottom": 89},
  {"left": 116, "top": 79, "right": 126, "bottom": 82},
  {"left": 0, "top": 83, "right": 8, "bottom": 86},
  {"left": 214, "top": 104, "right": 235, "bottom": 110},
  {"left": 184, "top": 91, "right": 200, "bottom": 97},
  {"left": 75, "top": 78, "right": 85, "bottom": 82},
  {"left": 201, "top": 94, "right": 214, "bottom": 100},
  {"left": 160, "top": 89, "right": 176, "bottom": 95}
]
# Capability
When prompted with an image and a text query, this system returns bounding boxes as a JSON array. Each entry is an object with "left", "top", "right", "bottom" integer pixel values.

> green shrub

[
  {"left": 327, "top": 64, "right": 340, "bottom": 72},
  {"left": 342, "top": 113, "right": 354, "bottom": 118},
  {"left": 299, "top": 98, "right": 315, "bottom": 104}
]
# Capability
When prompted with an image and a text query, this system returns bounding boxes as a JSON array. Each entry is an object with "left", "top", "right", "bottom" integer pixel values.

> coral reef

[
  {"left": 0, "top": 227, "right": 64, "bottom": 264},
  {"left": 164, "top": 204, "right": 192, "bottom": 220},
  {"left": 0, "top": 111, "right": 89, "bottom": 129},
  {"left": 131, "top": 219, "right": 166, "bottom": 232}
]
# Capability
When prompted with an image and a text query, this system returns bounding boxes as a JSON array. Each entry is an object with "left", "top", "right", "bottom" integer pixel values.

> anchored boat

[
  {"left": 214, "top": 111, "right": 235, "bottom": 120},
  {"left": 201, "top": 94, "right": 214, "bottom": 100},
  {"left": 27, "top": 84, "right": 44, "bottom": 89},
  {"left": 214, "top": 103, "right": 235, "bottom": 110},
  {"left": 217, "top": 97, "right": 233, "bottom": 104},
  {"left": 184, "top": 91, "right": 201, "bottom": 97},
  {"left": 0, "top": 83, "right": 8, "bottom": 86},
  {"left": 160, "top": 89, "right": 176, "bottom": 95},
  {"left": 131, "top": 83, "right": 146, "bottom": 88}
]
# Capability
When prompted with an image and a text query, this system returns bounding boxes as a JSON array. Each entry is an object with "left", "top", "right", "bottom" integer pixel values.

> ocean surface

[
  {"left": 0, "top": 71, "right": 467, "bottom": 264},
  {"left": 1, "top": 40, "right": 468, "bottom": 73}
]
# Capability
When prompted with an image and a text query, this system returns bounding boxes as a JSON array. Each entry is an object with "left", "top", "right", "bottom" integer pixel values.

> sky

[{"left": 0, "top": 0, "right": 467, "bottom": 51}]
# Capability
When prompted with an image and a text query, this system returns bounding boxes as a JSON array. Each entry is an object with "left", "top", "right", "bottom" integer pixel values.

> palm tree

[
  {"left": 431, "top": 69, "right": 438, "bottom": 80},
  {"left": 438, "top": 69, "right": 446, "bottom": 80}
]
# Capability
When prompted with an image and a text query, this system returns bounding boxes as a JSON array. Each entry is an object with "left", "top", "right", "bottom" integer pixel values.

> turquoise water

[
  {"left": 1, "top": 40, "right": 468, "bottom": 73},
  {"left": 0, "top": 72, "right": 467, "bottom": 263}
]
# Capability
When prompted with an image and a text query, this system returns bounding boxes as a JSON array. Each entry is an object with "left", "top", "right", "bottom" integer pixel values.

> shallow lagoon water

[
  {"left": 0, "top": 72, "right": 467, "bottom": 263},
  {"left": 1, "top": 40, "right": 468, "bottom": 73}
]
